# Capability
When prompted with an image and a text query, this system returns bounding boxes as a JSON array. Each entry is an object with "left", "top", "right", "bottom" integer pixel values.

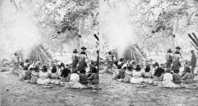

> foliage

[
  {"left": 6, "top": 0, "right": 99, "bottom": 53},
  {"left": 104, "top": 0, "right": 198, "bottom": 53}
]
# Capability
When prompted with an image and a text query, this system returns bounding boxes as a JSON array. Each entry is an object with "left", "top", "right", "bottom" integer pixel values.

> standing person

[
  {"left": 81, "top": 46, "right": 88, "bottom": 57},
  {"left": 78, "top": 51, "right": 87, "bottom": 71},
  {"left": 12, "top": 52, "right": 20, "bottom": 74},
  {"left": 175, "top": 46, "right": 182, "bottom": 58},
  {"left": 71, "top": 49, "right": 78, "bottom": 71},
  {"left": 166, "top": 49, "right": 173, "bottom": 69},
  {"left": 190, "top": 50, "right": 197, "bottom": 78},
  {"left": 106, "top": 51, "right": 113, "bottom": 72},
  {"left": 171, "top": 51, "right": 181, "bottom": 71}
]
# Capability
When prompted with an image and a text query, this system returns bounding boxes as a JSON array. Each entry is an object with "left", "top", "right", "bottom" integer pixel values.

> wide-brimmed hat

[
  {"left": 81, "top": 46, "right": 87, "bottom": 50},
  {"left": 175, "top": 46, "right": 181, "bottom": 50}
]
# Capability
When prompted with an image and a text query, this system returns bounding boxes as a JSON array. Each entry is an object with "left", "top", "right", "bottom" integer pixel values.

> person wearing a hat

[
  {"left": 123, "top": 65, "right": 133, "bottom": 83},
  {"left": 175, "top": 46, "right": 182, "bottom": 58},
  {"left": 78, "top": 50, "right": 88, "bottom": 71},
  {"left": 189, "top": 50, "right": 197, "bottom": 78},
  {"left": 71, "top": 49, "right": 78, "bottom": 71},
  {"left": 166, "top": 49, "right": 173, "bottom": 68},
  {"left": 81, "top": 46, "right": 88, "bottom": 57},
  {"left": 130, "top": 65, "right": 143, "bottom": 84},
  {"left": 172, "top": 50, "right": 181, "bottom": 71}
]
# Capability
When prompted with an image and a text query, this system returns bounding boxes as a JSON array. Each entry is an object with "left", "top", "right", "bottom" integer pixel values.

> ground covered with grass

[{"left": 1, "top": 70, "right": 198, "bottom": 106}]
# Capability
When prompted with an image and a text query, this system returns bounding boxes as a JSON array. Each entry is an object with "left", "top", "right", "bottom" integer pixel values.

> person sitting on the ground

[
  {"left": 30, "top": 66, "right": 39, "bottom": 84},
  {"left": 49, "top": 66, "right": 60, "bottom": 85},
  {"left": 114, "top": 66, "right": 126, "bottom": 81},
  {"left": 22, "top": 67, "right": 33, "bottom": 83},
  {"left": 162, "top": 69, "right": 179, "bottom": 88},
  {"left": 123, "top": 65, "right": 133, "bottom": 83},
  {"left": 60, "top": 68, "right": 71, "bottom": 82},
  {"left": 130, "top": 65, "right": 143, "bottom": 84},
  {"left": 67, "top": 70, "right": 87, "bottom": 89},
  {"left": 57, "top": 62, "right": 65, "bottom": 77},
  {"left": 154, "top": 64, "right": 165, "bottom": 81},
  {"left": 181, "top": 66, "right": 194, "bottom": 84},
  {"left": 88, "top": 60, "right": 96, "bottom": 77},
  {"left": 173, "top": 69, "right": 181, "bottom": 84},
  {"left": 181, "top": 60, "right": 189, "bottom": 77},
  {"left": 117, "top": 58, "right": 124, "bottom": 69},
  {"left": 88, "top": 67, "right": 99, "bottom": 85},
  {"left": 23, "top": 59, "right": 30, "bottom": 70},
  {"left": 143, "top": 65, "right": 152, "bottom": 78},
  {"left": 79, "top": 69, "right": 88, "bottom": 84},
  {"left": 37, "top": 66, "right": 50, "bottom": 85},
  {"left": 50, "top": 66, "right": 59, "bottom": 79}
]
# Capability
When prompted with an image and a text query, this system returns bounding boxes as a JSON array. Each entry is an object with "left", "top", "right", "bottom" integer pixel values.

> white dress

[
  {"left": 130, "top": 70, "right": 143, "bottom": 84},
  {"left": 142, "top": 71, "right": 153, "bottom": 83},
  {"left": 67, "top": 73, "right": 87, "bottom": 89},
  {"left": 162, "top": 73, "right": 179, "bottom": 88},
  {"left": 37, "top": 71, "right": 50, "bottom": 85},
  {"left": 49, "top": 73, "right": 60, "bottom": 84}
]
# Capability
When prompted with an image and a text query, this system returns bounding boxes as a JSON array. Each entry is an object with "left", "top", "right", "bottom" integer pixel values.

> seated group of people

[
  {"left": 112, "top": 58, "right": 195, "bottom": 88},
  {"left": 17, "top": 59, "right": 99, "bottom": 89}
]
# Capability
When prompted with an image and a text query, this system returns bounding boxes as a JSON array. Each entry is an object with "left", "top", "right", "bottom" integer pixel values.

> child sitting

[
  {"left": 173, "top": 69, "right": 181, "bottom": 84},
  {"left": 79, "top": 70, "right": 88, "bottom": 84},
  {"left": 130, "top": 65, "right": 143, "bottom": 84},
  {"left": 30, "top": 66, "right": 39, "bottom": 84},
  {"left": 181, "top": 66, "right": 194, "bottom": 84},
  {"left": 88, "top": 67, "right": 99, "bottom": 85},
  {"left": 37, "top": 66, "right": 50, "bottom": 85},
  {"left": 123, "top": 65, "right": 133, "bottom": 83}
]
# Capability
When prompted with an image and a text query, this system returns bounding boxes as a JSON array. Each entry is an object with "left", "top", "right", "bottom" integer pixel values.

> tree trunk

[{"left": 171, "top": 34, "right": 175, "bottom": 50}]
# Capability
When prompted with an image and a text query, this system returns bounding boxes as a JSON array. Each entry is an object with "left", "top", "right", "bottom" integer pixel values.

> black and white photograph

[{"left": 1, "top": 0, "right": 198, "bottom": 106}]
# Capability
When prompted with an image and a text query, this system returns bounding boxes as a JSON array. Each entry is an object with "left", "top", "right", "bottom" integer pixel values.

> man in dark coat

[
  {"left": 190, "top": 50, "right": 197, "bottom": 78},
  {"left": 166, "top": 49, "right": 172, "bottom": 69}
]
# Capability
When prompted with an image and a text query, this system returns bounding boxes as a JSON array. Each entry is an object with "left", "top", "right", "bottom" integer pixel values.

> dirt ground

[{"left": 1, "top": 70, "right": 198, "bottom": 106}]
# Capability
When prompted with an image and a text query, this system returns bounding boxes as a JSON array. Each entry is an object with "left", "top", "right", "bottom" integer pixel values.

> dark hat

[
  {"left": 81, "top": 46, "right": 87, "bottom": 50},
  {"left": 175, "top": 46, "right": 181, "bottom": 50}
]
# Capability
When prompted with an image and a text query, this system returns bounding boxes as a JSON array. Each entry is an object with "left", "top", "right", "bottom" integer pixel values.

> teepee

[
  {"left": 18, "top": 44, "right": 52, "bottom": 64},
  {"left": 113, "top": 42, "right": 146, "bottom": 63},
  {"left": 188, "top": 32, "right": 198, "bottom": 50}
]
